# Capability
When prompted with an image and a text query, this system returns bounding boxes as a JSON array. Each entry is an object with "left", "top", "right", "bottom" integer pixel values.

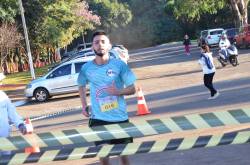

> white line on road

[
  {"left": 14, "top": 100, "right": 29, "bottom": 107},
  {"left": 130, "top": 49, "right": 201, "bottom": 61},
  {"left": 130, "top": 45, "right": 199, "bottom": 56}
]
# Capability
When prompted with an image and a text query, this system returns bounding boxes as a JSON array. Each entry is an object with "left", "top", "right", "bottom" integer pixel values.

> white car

[
  {"left": 110, "top": 45, "right": 129, "bottom": 64},
  {"left": 61, "top": 48, "right": 93, "bottom": 61},
  {"left": 199, "top": 28, "right": 224, "bottom": 47},
  {"left": 25, "top": 56, "right": 94, "bottom": 102}
]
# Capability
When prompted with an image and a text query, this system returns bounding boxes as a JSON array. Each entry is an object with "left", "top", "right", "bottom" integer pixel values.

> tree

[
  {"left": 0, "top": 23, "right": 22, "bottom": 73},
  {"left": 167, "top": 0, "right": 249, "bottom": 27},
  {"left": 109, "top": 0, "right": 182, "bottom": 48},
  {"left": 0, "top": 0, "right": 101, "bottom": 72},
  {"left": 0, "top": 0, "right": 19, "bottom": 23},
  {"left": 229, "top": 0, "right": 249, "bottom": 26},
  {"left": 42, "top": 1, "right": 100, "bottom": 48},
  {"left": 15, "top": 0, "right": 101, "bottom": 64},
  {"left": 86, "top": 0, "right": 132, "bottom": 32}
]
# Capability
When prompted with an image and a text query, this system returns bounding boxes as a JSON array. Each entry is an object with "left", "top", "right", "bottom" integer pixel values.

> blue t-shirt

[{"left": 77, "top": 58, "right": 136, "bottom": 122}]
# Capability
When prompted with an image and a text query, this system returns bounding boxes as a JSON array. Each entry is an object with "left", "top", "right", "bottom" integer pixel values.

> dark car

[
  {"left": 197, "top": 30, "right": 208, "bottom": 46},
  {"left": 223, "top": 28, "right": 239, "bottom": 44},
  {"left": 76, "top": 43, "right": 92, "bottom": 51},
  {"left": 60, "top": 51, "right": 74, "bottom": 61}
]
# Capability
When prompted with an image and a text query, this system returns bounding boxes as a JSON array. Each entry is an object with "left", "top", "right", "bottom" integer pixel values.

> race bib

[{"left": 99, "top": 96, "right": 119, "bottom": 112}]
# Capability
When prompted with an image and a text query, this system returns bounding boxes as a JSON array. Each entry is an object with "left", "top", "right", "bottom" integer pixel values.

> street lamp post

[{"left": 18, "top": 0, "right": 36, "bottom": 79}]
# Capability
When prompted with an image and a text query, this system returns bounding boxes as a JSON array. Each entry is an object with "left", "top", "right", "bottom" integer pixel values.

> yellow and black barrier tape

[
  {"left": 1, "top": 131, "right": 250, "bottom": 165},
  {"left": 1, "top": 108, "right": 250, "bottom": 151}
]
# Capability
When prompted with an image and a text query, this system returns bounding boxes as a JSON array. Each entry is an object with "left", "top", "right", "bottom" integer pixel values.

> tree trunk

[
  {"left": 230, "top": 0, "right": 242, "bottom": 26},
  {"left": 17, "top": 48, "right": 24, "bottom": 72},
  {"left": 47, "top": 47, "right": 51, "bottom": 64},
  {"left": 50, "top": 47, "right": 56, "bottom": 63},
  {"left": 229, "top": 0, "right": 249, "bottom": 27},
  {"left": 238, "top": 0, "right": 248, "bottom": 25}
]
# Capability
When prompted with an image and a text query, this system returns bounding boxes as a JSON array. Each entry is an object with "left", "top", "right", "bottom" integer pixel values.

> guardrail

[
  {"left": 1, "top": 130, "right": 249, "bottom": 165},
  {"left": 1, "top": 108, "right": 250, "bottom": 151}
]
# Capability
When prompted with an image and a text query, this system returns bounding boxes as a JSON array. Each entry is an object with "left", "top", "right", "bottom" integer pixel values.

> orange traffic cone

[
  {"left": 136, "top": 86, "right": 151, "bottom": 115},
  {"left": 24, "top": 118, "right": 40, "bottom": 153}
]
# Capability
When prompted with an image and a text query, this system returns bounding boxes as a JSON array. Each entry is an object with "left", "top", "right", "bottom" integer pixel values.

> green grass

[{"left": 2, "top": 65, "right": 52, "bottom": 85}]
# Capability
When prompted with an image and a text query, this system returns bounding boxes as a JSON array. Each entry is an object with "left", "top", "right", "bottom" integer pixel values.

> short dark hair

[
  {"left": 201, "top": 44, "right": 210, "bottom": 53},
  {"left": 92, "top": 30, "right": 107, "bottom": 41}
]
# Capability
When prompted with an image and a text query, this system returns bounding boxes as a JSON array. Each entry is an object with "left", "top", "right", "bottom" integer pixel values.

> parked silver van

[{"left": 25, "top": 56, "right": 94, "bottom": 102}]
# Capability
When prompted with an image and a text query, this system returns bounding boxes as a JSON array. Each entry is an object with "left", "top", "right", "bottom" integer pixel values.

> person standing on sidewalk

[
  {"left": 183, "top": 34, "right": 191, "bottom": 55},
  {"left": 0, "top": 72, "right": 27, "bottom": 156},
  {"left": 77, "top": 30, "right": 136, "bottom": 165},
  {"left": 198, "top": 44, "right": 219, "bottom": 100}
]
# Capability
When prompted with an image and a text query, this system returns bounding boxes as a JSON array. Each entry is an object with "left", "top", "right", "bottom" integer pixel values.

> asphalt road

[{"left": 10, "top": 43, "right": 250, "bottom": 165}]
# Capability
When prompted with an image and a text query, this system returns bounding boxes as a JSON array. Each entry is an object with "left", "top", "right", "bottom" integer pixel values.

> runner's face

[{"left": 92, "top": 35, "right": 111, "bottom": 57}]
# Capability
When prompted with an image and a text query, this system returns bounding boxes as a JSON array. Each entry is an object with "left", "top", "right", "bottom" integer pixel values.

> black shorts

[{"left": 89, "top": 118, "right": 133, "bottom": 146}]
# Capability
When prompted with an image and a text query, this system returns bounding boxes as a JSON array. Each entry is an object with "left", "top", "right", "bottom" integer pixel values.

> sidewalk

[
  {"left": 0, "top": 84, "right": 26, "bottom": 101},
  {"left": 0, "top": 83, "right": 26, "bottom": 89}
]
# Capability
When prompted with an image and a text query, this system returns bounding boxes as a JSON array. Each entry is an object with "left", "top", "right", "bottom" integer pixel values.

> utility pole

[{"left": 18, "top": 0, "right": 36, "bottom": 79}]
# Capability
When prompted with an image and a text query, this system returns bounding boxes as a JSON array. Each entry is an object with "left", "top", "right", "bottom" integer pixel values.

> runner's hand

[
  {"left": 18, "top": 123, "right": 27, "bottom": 135},
  {"left": 106, "top": 81, "right": 120, "bottom": 96}
]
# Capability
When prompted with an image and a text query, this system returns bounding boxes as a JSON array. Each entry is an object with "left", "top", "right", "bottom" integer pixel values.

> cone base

[{"left": 136, "top": 111, "right": 151, "bottom": 116}]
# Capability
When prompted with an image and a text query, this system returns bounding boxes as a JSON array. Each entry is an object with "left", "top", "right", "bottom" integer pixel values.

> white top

[
  {"left": 219, "top": 39, "right": 230, "bottom": 48},
  {"left": 198, "top": 52, "right": 216, "bottom": 74},
  {"left": 0, "top": 90, "right": 23, "bottom": 137}
]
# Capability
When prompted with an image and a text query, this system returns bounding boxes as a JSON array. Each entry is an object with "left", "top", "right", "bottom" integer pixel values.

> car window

[
  {"left": 210, "top": 30, "right": 223, "bottom": 35},
  {"left": 75, "top": 62, "right": 86, "bottom": 73},
  {"left": 48, "top": 64, "right": 71, "bottom": 78}
]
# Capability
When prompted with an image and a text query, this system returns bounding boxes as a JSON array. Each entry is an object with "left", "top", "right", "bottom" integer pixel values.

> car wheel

[
  {"left": 229, "top": 56, "right": 238, "bottom": 67},
  {"left": 34, "top": 88, "right": 49, "bottom": 102}
]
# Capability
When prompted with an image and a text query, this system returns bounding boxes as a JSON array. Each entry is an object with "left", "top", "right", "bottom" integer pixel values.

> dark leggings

[{"left": 204, "top": 72, "right": 217, "bottom": 97}]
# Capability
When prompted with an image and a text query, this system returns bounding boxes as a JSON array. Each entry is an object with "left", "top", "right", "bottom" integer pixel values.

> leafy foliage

[
  {"left": 109, "top": 0, "right": 182, "bottom": 48},
  {"left": 0, "top": 0, "right": 101, "bottom": 74},
  {"left": 0, "top": 0, "right": 19, "bottom": 23},
  {"left": 166, "top": 0, "right": 225, "bottom": 21},
  {"left": 19, "top": 0, "right": 100, "bottom": 48},
  {"left": 86, "top": 0, "right": 132, "bottom": 31}
]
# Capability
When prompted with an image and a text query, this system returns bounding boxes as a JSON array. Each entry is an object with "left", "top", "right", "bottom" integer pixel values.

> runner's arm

[{"left": 79, "top": 86, "right": 89, "bottom": 117}]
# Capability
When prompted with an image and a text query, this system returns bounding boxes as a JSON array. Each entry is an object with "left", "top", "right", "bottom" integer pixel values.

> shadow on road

[
  {"left": 32, "top": 77, "right": 250, "bottom": 129},
  {"left": 126, "top": 77, "right": 250, "bottom": 117}
]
